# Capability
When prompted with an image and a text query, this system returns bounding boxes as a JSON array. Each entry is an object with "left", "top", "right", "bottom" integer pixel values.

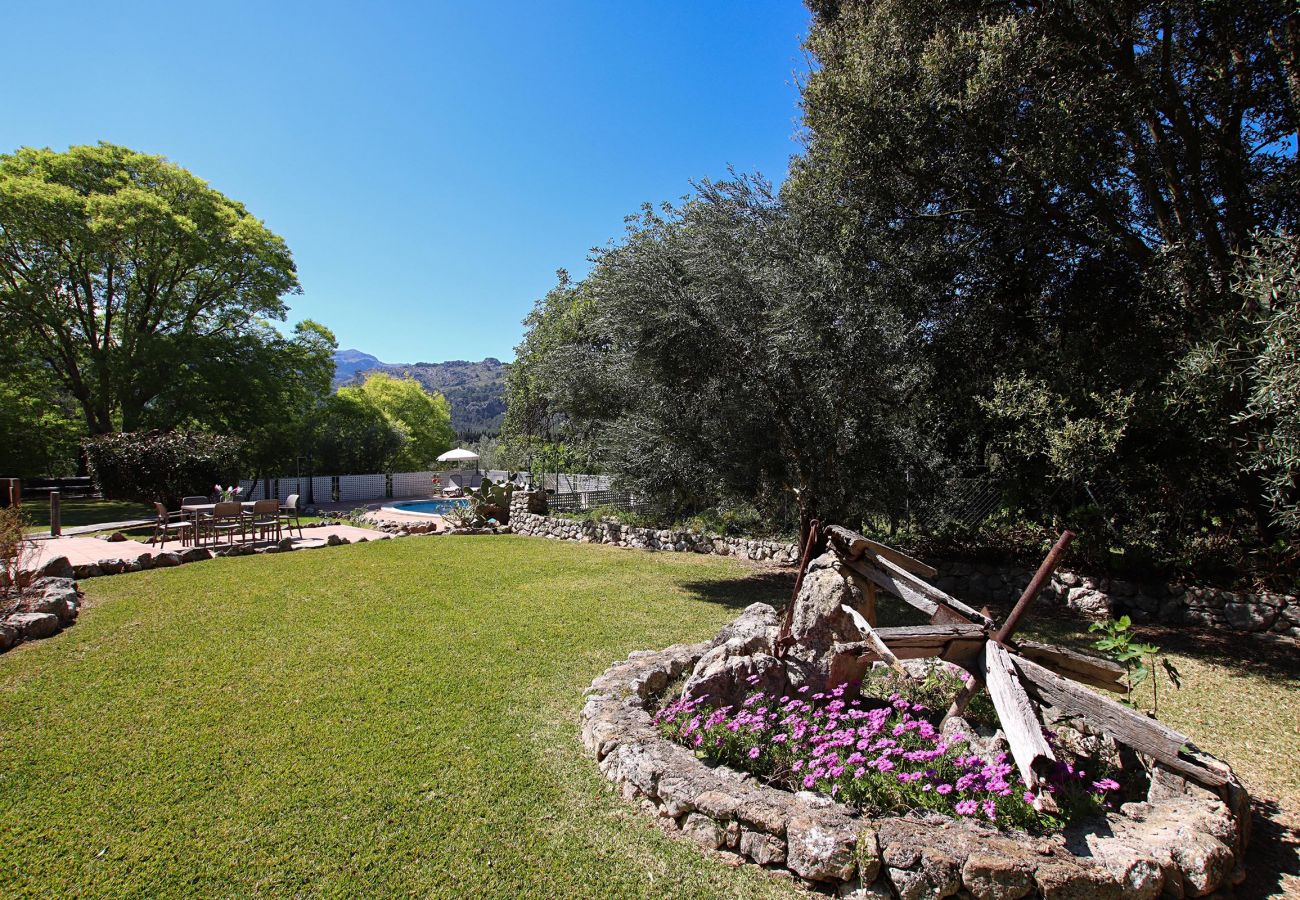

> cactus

[{"left": 452, "top": 477, "right": 515, "bottom": 527}]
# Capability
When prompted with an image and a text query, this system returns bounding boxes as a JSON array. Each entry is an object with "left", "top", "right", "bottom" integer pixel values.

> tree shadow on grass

[
  {"left": 679, "top": 570, "right": 795, "bottom": 612},
  {"left": 1243, "top": 798, "right": 1300, "bottom": 899}
]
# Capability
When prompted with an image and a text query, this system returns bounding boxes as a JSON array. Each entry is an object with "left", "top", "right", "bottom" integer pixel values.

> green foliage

[
  {"left": 0, "top": 143, "right": 302, "bottom": 435},
  {"left": 445, "top": 478, "right": 513, "bottom": 528},
  {"left": 309, "top": 392, "right": 404, "bottom": 475},
  {"left": 1088, "top": 616, "right": 1180, "bottom": 714},
  {"left": 339, "top": 373, "right": 455, "bottom": 471},
  {"left": 0, "top": 348, "right": 83, "bottom": 477},
  {"left": 83, "top": 430, "right": 244, "bottom": 506}
]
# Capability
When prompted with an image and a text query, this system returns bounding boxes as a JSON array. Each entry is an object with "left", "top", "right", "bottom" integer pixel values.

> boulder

[
  {"left": 37, "top": 555, "right": 74, "bottom": 579},
  {"left": 1221, "top": 602, "right": 1276, "bottom": 632},
  {"left": 153, "top": 552, "right": 182, "bottom": 568},
  {"left": 6, "top": 612, "right": 59, "bottom": 640},
  {"left": 72, "top": 563, "right": 104, "bottom": 580},
  {"left": 179, "top": 547, "right": 212, "bottom": 564},
  {"left": 106, "top": 532, "right": 128, "bottom": 543}
]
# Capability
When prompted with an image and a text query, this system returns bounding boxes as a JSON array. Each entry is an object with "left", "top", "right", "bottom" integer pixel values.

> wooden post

[{"left": 49, "top": 490, "right": 61, "bottom": 537}]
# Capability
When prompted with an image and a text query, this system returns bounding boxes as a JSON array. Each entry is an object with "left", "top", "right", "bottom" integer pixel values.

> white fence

[{"left": 237, "top": 469, "right": 610, "bottom": 507}]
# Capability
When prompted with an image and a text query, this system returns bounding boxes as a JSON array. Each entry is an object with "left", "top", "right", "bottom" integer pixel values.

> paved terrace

[{"left": 26, "top": 524, "right": 388, "bottom": 572}]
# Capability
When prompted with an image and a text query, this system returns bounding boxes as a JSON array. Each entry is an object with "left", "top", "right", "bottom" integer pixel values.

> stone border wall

[
  {"left": 933, "top": 561, "right": 1299, "bottom": 642},
  {"left": 583, "top": 628, "right": 1249, "bottom": 898},
  {"left": 509, "top": 491, "right": 799, "bottom": 564}
]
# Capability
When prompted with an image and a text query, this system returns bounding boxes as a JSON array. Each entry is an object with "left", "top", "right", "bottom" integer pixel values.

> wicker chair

[{"left": 152, "top": 502, "right": 195, "bottom": 548}]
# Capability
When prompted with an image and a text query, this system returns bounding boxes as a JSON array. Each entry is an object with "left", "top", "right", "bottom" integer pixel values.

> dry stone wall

[
  {"left": 508, "top": 491, "right": 799, "bottom": 564},
  {"left": 933, "top": 561, "right": 1299, "bottom": 642}
]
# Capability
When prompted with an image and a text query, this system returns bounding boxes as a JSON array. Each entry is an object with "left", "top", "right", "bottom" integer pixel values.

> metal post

[
  {"left": 995, "top": 530, "right": 1075, "bottom": 644},
  {"left": 49, "top": 490, "right": 61, "bottom": 537}
]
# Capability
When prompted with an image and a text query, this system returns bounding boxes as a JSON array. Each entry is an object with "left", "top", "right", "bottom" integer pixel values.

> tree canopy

[
  {"left": 338, "top": 373, "right": 455, "bottom": 471},
  {"left": 0, "top": 142, "right": 301, "bottom": 435}
]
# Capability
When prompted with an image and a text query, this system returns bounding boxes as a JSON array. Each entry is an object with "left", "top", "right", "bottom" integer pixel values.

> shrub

[
  {"left": 83, "top": 431, "right": 244, "bottom": 507},
  {"left": 1, "top": 506, "right": 36, "bottom": 605},
  {"left": 655, "top": 681, "right": 1117, "bottom": 832}
]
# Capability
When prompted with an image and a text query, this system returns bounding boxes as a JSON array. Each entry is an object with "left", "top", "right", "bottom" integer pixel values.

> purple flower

[
  {"left": 748, "top": 747, "right": 761, "bottom": 759},
  {"left": 1092, "top": 778, "right": 1120, "bottom": 792},
  {"left": 954, "top": 800, "right": 978, "bottom": 816},
  {"left": 936, "top": 784, "right": 953, "bottom": 795}
]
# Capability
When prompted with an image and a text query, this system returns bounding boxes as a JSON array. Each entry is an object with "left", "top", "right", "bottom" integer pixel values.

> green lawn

[
  {"left": 20, "top": 498, "right": 155, "bottom": 534},
  {"left": 0, "top": 537, "right": 1295, "bottom": 897}
]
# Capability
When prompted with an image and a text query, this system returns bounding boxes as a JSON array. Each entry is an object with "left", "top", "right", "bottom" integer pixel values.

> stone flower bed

[{"left": 583, "top": 613, "right": 1250, "bottom": 898}]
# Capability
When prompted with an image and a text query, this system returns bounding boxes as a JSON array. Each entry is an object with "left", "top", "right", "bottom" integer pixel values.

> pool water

[{"left": 384, "top": 498, "right": 471, "bottom": 517}]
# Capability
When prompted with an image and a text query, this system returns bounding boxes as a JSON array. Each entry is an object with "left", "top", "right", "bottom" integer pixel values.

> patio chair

[
  {"left": 441, "top": 473, "right": 465, "bottom": 497},
  {"left": 248, "top": 498, "right": 281, "bottom": 543},
  {"left": 151, "top": 502, "right": 195, "bottom": 548},
  {"left": 209, "top": 501, "right": 246, "bottom": 546},
  {"left": 278, "top": 493, "right": 304, "bottom": 539}
]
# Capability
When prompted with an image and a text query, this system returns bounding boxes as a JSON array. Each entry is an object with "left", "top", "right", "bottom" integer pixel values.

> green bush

[{"left": 83, "top": 431, "right": 244, "bottom": 507}]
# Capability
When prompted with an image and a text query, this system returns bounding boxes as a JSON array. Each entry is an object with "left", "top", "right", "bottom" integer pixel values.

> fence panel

[
  {"left": 391, "top": 471, "right": 435, "bottom": 497},
  {"left": 311, "top": 476, "right": 334, "bottom": 505},
  {"left": 547, "top": 490, "right": 643, "bottom": 514},
  {"left": 337, "top": 473, "right": 388, "bottom": 503}
]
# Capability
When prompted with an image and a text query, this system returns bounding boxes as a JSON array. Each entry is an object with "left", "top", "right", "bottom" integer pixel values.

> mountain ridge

[{"left": 331, "top": 350, "right": 507, "bottom": 436}]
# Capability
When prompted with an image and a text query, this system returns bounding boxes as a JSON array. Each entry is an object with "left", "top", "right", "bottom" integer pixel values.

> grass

[
  {"left": 20, "top": 498, "right": 154, "bottom": 534},
  {"left": 0, "top": 538, "right": 1295, "bottom": 897}
]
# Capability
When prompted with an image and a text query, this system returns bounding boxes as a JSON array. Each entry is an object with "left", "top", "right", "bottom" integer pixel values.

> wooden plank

[
  {"left": 1011, "top": 640, "right": 1127, "bottom": 694},
  {"left": 1009, "top": 653, "right": 1231, "bottom": 789},
  {"left": 825, "top": 524, "right": 938, "bottom": 577},
  {"left": 842, "top": 604, "right": 912, "bottom": 678},
  {"left": 841, "top": 556, "right": 939, "bottom": 619},
  {"left": 842, "top": 553, "right": 993, "bottom": 628},
  {"left": 981, "top": 641, "right": 1056, "bottom": 797},
  {"left": 837, "top": 624, "right": 987, "bottom": 669}
]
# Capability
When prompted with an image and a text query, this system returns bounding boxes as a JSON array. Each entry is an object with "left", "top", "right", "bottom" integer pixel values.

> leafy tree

[
  {"left": 309, "top": 392, "right": 404, "bottom": 475},
  {"left": 83, "top": 430, "right": 244, "bottom": 506},
  {"left": 0, "top": 142, "right": 300, "bottom": 434},
  {"left": 795, "top": 0, "right": 1299, "bottom": 558},
  {"left": 339, "top": 373, "right": 454, "bottom": 470},
  {"left": 509, "top": 176, "right": 935, "bottom": 536},
  {"left": 0, "top": 344, "right": 82, "bottom": 477}
]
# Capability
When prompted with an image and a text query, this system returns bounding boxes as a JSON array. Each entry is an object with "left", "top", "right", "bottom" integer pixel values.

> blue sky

[{"left": 2, "top": 1, "right": 811, "bottom": 363}]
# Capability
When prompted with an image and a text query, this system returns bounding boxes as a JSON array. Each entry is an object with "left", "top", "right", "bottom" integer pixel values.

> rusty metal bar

[{"left": 994, "top": 529, "right": 1075, "bottom": 644}]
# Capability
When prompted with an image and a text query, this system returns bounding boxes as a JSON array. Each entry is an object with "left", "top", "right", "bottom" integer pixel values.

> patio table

[{"left": 181, "top": 501, "right": 257, "bottom": 546}]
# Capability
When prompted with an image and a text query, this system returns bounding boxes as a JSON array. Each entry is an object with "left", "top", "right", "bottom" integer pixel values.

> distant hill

[{"left": 331, "top": 350, "right": 507, "bottom": 436}]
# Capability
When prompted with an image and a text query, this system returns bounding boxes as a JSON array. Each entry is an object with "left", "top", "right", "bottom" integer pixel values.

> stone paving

[{"left": 26, "top": 524, "right": 388, "bottom": 572}]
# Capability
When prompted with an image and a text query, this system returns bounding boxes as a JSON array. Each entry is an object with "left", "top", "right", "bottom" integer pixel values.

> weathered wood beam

[
  {"left": 842, "top": 604, "right": 912, "bottom": 678},
  {"left": 841, "top": 552, "right": 993, "bottom": 629},
  {"left": 837, "top": 624, "right": 987, "bottom": 669},
  {"left": 981, "top": 641, "right": 1057, "bottom": 805},
  {"left": 824, "top": 524, "right": 938, "bottom": 577},
  {"left": 1011, "top": 639, "right": 1127, "bottom": 694},
  {"left": 1009, "top": 653, "right": 1232, "bottom": 789}
]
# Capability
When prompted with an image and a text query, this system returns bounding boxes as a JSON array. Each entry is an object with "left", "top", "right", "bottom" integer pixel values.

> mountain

[
  {"left": 332, "top": 349, "right": 385, "bottom": 385},
  {"left": 331, "top": 350, "right": 508, "bottom": 436}
]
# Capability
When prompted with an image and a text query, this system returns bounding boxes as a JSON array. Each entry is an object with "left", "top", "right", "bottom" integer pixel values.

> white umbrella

[{"left": 437, "top": 448, "right": 480, "bottom": 463}]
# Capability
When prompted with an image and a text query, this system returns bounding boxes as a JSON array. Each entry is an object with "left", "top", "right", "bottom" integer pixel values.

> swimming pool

[{"left": 381, "top": 498, "right": 472, "bottom": 517}]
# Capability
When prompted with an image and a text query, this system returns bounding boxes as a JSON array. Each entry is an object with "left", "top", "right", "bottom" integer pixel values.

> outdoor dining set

[{"left": 151, "top": 494, "right": 305, "bottom": 548}]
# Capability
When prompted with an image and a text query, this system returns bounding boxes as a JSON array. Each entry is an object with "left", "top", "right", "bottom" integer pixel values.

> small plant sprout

[{"left": 1088, "top": 615, "right": 1180, "bottom": 714}]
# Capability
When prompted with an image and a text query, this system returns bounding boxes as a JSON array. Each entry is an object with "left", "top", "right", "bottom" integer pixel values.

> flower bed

[{"left": 655, "top": 680, "right": 1116, "bottom": 833}]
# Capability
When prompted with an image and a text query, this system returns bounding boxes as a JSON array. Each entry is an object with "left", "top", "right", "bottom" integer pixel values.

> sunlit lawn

[{"left": 0, "top": 536, "right": 1295, "bottom": 897}]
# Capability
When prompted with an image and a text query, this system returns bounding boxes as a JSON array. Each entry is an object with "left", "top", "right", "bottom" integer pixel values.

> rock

[
  {"left": 106, "top": 532, "right": 128, "bottom": 542},
  {"left": 72, "top": 563, "right": 104, "bottom": 580},
  {"left": 5, "top": 612, "right": 59, "bottom": 640},
  {"left": 786, "top": 809, "right": 859, "bottom": 882},
  {"left": 681, "top": 650, "right": 785, "bottom": 707},
  {"left": 739, "top": 829, "right": 786, "bottom": 865},
  {"left": 713, "top": 602, "right": 779, "bottom": 651},
  {"left": 837, "top": 878, "right": 894, "bottom": 899},
  {"left": 276, "top": 537, "right": 295, "bottom": 551},
  {"left": 1066, "top": 587, "right": 1111, "bottom": 619},
  {"left": 681, "top": 812, "right": 726, "bottom": 849},
  {"left": 962, "top": 852, "right": 1035, "bottom": 899},
  {"left": 135, "top": 553, "right": 154, "bottom": 570},
  {"left": 179, "top": 547, "right": 212, "bottom": 564},
  {"left": 326, "top": 533, "right": 348, "bottom": 546},
  {"left": 785, "top": 553, "right": 859, "bottom": 689},
  {"left": 36, "top": 556, "right": 74, "bottom": 579},
  {"left": 1221, "top": 602, "right": 1276, "bottom": 632},
  {"left": 97, "top": 558, "right": 127, "bottom": 575},
  {"left": 1032, "top": 858, "right": 1124, "bottom": 899},
  {"left": 153, "top": 552, "right": 182, "bottom": 568}
]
